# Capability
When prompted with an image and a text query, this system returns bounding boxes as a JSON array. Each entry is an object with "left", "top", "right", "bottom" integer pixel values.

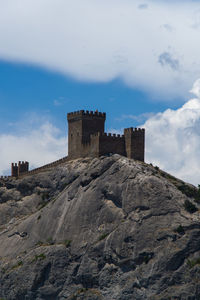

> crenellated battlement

[
  {"left": 11, "top": 161, "right": 29, "bottom": 177},
  {"left": 67, "top": 110, "right": 145, "bottom": 161},
  {"left": 91, "top": 132, "right": 124, "bottom": 138},
  {"left": 4, "top": 109, "right": 145, "bottom": 178},
  {"left": 124, "top": 127, "right": 145, "bottom": 133},
  {"left": 67, "top": 110, "right": 106, "bottom": 120},
  {"left": 0, "top": 176, "right": 11, "bottom": 180}
]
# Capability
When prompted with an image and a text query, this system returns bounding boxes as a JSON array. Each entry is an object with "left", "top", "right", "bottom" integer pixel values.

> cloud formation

[
  {"left": 0, "top": 0, "right": 199, "bottom": 99},
  {"left": 1, "top": 80, "right": 200, "bottom": 185},
  {"left": 158, "top": 52, "right": 180, "bottom": 71},
  {"left": 0, "top": 122, "right": 67, "bottom": 176},
  {"left": 144, "top": 79, "right": 200, "bottom": 185}
]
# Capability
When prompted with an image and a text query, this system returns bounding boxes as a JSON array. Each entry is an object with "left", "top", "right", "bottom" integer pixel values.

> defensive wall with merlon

[{"left": 3, "top": 109, "right": 145, "bottom": 178}]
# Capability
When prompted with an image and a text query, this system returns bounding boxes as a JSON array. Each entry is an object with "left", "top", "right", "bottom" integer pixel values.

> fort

[
  {"left": 2, "top": 110, "right": 145, "bottom": 179},
  {"left": 67, "top": 110, "right": 145, "bottom": 161}
]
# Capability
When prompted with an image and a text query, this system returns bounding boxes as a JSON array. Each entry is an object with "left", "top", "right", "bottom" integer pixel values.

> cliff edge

[{"left": 0, "top": 155, "right": 200, "bottom": 299}]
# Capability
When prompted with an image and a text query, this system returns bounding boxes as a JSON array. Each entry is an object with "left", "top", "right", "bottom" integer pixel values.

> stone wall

[{"left": 4, "top": 110, "right": 145, "bottom": 179}]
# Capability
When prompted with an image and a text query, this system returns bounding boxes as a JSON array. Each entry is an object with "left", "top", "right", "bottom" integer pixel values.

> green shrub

[
  {"left": 42, "top": 192, "right": 50, "bottom": 200},
  {"left": 61, "top": 182, "right": 68, "bottom": 191},
  {"left": 98, "top": 233, "right": 109, "bottom": 241},
  {"left": 11, "top": 260, "right": 23, "bottom": 270},
  {"left": 195, "top": 184, "right": 200, "bottom": 203},
  {"left": 184, "top": 200, "right": 198, "bottom": 213},
  {"left": 47, "top": 237, "right": 54, "bottom": 245},
  {"left": 175, "top": 225, "right": 185, "bottom": 235},
  {"left": 177, "top": 183, "right": 200, "bottom": 204},
  {"left": 35, "top": 240, "right": 44, "bottom": 246},
  {"left": 32, "top": 253, "right": 46, "bottom": 262},
  {"left": 187, "top": 257, "right": 200, "bottom": 268},
  {"left": 38, "top": 201, "right": 48, "bottom": 210},
  {"left": 64, "top": 239, "right": 72, "bottom": 248},
  {"left": 178, "top": 184, "right": 196, "bottom": 198}
]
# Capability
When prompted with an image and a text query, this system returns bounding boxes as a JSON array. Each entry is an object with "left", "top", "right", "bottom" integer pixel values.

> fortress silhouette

[{"left": 2, "top": 110, "right": 145, "bottom": 178}]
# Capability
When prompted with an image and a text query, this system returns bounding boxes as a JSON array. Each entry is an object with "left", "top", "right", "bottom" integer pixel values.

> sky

[{"left": 1, "top": 0, "right": 200, "bottom": 185}]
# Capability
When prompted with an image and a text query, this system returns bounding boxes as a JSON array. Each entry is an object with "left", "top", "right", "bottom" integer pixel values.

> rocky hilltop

[{"left": 0, "top": 155, "right": 200, "bottom": 300}]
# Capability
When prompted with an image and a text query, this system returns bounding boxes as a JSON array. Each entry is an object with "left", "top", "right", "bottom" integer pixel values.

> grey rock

[{"left": 0, "top": 155, "right": 200, "bottom": 299}]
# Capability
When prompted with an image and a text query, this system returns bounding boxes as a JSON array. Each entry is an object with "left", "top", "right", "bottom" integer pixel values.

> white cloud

[
  {"left": 2, "top": 78, "right": 200, "bottom": 186},
  {"left": 0, "top": 0, "right": 200, "bottom": 99},
  {"left": 158, "top": 52, "right": 180, "bottom": 71},
  {"left": 144, "top": 79, "right": 200, "bottom": 185},
  {"left": 0, "top": 122, "right": 67, "bottom": 176}
]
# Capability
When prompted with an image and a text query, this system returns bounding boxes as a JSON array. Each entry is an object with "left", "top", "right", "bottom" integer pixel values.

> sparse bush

[
  {"left": 32, "top": 253, "right": 46, "bottom": 263},
  {"left": 164, "top": 173, "right": 178, "bottom": 181},
  {"left": 184, "top": 200, "right": 198, "bottom": 213},
  {"left": 155, "top": 166, "right": 159, "bottom": 171},
  {"left": 42, "top": 192, "right": 50, "bottom": 200},
  {"left": 195, "top": 184, "right": 200, "bottom": 203},
  {"left": 61, "top": 182, "right": 68, "bottom": 191},
  {"left": 177, "top": 183, "right": 200, "bottom": 204},
  {"left": 64, "top": 239, "right": 72, "bottom": 248},
  {"left": 178, "top": 184, "right": 196, "bottom": 198},
  {"left": 175, "top": 225, "right": 185, "bottom": 235},
  {"left": 38, "top": 201, "right": 48, "bottom": 210},
  {"left": 47, "top": 237, "right": 54, "bottom": 245},
  {"left": 187, "top": 257, "right": 200, "bottom": 268},
  {"left": 11, "top": 260, "right": 23, "bottom": 270},
  {"left": 35, "top": 240, "right": 43, "bottom": 246},
  {"left": 98, "top": 233, "right": 109, "bottom": 241}
]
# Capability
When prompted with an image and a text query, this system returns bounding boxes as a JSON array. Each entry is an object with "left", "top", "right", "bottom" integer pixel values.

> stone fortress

[
  {"left": 2, "top": 110, "right": 145, "bottom": 178},
  {"left": 67, "top": 110, "right": 145, "bottom": 161}
]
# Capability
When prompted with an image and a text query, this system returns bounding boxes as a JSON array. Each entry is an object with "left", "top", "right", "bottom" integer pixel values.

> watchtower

[
  {"left": 11, "top": 161, "right": 29, "bottom": 177},
  {"left": 18, "top": 161, "right": 29, "bottom": 176},
  {"left": 124, "top": 128, "right": 145, "bottom": 161},
  {"left": 11, "top": 163, "right": 18, "bottom": 177},
  {"left": 67, "top": 110, "right": 106, "bottom": 158}
]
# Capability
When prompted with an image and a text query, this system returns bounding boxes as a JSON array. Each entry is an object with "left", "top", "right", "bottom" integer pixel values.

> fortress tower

[
  {"left": 67, "top": 110, "right": 106, "bottom": 158},
  {"left": 67, "top": 110, "right": 145, "bottom": 161},
  {"left": 124, "top": 128, "right": 145, "bottom": 161},
  {"left": 7, "top": 110, "right": 144, "bottom": 178},
  {"left": 11, "top": 161, "right": 29, "bottom": 177}
]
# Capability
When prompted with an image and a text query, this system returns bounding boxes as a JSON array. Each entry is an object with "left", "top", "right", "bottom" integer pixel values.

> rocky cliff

[{"left": 0, "top": 155, "right": 200, "bottom": 300}]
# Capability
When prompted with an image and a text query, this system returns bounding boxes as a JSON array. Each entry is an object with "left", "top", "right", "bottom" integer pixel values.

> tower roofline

[{"left": 67, "top": 110, "right": 106, "bottom": 120}]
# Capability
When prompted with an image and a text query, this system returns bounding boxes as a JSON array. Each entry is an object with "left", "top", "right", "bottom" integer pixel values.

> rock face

[{"left": 0, "top": 155, "right": 200, "bottom": 300}]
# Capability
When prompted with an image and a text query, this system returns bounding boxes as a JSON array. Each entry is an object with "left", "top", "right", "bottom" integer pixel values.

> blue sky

[
  {"left": 1, "top": 0, "right": 200, "bottom": 185},
  {"left": 0, "top": 60, "right": 181, "bottom": 135}
]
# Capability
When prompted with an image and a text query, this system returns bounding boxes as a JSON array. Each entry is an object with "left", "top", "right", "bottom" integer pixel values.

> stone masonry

[
  {"left": 67, "top": 110, "right": 145, "bottom": 161},
  {"left": 11, "top": 161, "right": 29, "bottom": 177},
  {"left": 7, "top": 110, "right": 145, "bottom": 178}
]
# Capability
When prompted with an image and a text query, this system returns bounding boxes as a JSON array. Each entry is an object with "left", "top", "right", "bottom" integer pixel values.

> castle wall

[
  {"left": 81, "top": 135, "right": 100, "bottom": 157},
  {"left": 98, "top": 133, "right": 125, "bottom": 156},
  {"left": 82, "top": 117, "right": 104, "bottom": 143},
  {"left": 124, "top": 128, "right": 145, "bottom": 161},
  {"left": 11, "top": 163, "right": 18, "bottom": 177},
  {"left": 18, "top": 161, "right": 29, "bottom": 176},
  {"left": 19, "top": 156, "right": 68, "bottom": 177},
  {"left": 67, "top": 110, "right": 105, "bottom": 159},
  {"left": 5, "top": 110, "right": 145, "bottom": 179},
  {"left": 68, "top": 119, "right": 83, "bottom": 158}
]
